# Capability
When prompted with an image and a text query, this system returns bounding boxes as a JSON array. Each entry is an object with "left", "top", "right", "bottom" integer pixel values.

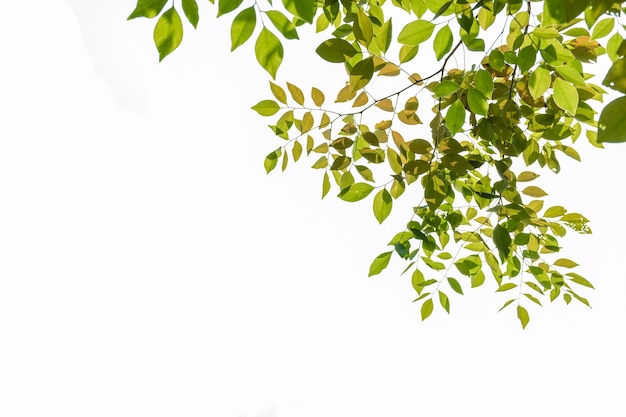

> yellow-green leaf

[
  {"left": 128, "top": 0, "right": 168, "bottom": 19},
  {"left": 230, "top": 6, "right": 256, "bottom": 51},
  {"left": 154, "top": 7, "right": 184, "bottom": 61},
  {"left": 553, "top": 77, "right": 579, "bottom": 115},
  {"left": 373, "top": 188, "right": 393, "bottom": 224},
  {"left": 255, "top": 28, "right": 284, "bottom": 79}
]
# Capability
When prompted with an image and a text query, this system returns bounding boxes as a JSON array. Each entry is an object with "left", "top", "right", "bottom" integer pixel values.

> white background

[{"left": 1, "top": 1, "right": 625, "bottom": 416}]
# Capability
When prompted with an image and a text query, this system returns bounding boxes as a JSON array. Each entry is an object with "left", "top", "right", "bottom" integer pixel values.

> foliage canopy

[{"left": 129, "top": 0, "right": 626, "bottom": 328}]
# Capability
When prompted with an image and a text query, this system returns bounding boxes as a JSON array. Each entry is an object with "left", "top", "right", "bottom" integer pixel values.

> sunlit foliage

[{"left": 129, "top": 0, "right": 626, "bottom": 327}]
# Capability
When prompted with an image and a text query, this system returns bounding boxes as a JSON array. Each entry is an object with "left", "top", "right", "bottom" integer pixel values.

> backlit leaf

[
  {"left": 445, "top": 100, "right": 466, "bottom": 134},
  {"left": 266, "top": 10, "right": 299, "bottom": 40},
  {"left": 231, "top": 7, "right": 256, "bottom": 51},
  {"left": 316, "top": 38, "right": 358, "bottom": 63},
  {"left": 368, "top": 251, "right": 392, "bottom": 276},
  {"left": 218, "top": 0, "right": 244, "bottom": 17},
  {"left": 598, "top": 96, "right": 626, "bottom": 143},
  {"left": 251, "top": 100, "right": 280, "bottom": 116},
  {"left": 338, "top": 183, "right": 374, "bottom": 202},
  {"left": 433, "top": 25, "right": 453, "bottom": 60},
  {"left": 398, "top": 20, "right": 435, "bottom": 45},
  {"left": 553, "top": 78, "right": 579, "bottom": 115},
  {"left": 421, "top": 298, "right": 434, "bottom": 320},
  {"left": 373, "top": 189, "right": 393, "bottom": 224},
  {"left": 128, "top": 0, "right": 168, "bottom": 19},
  {"left": 522, "top": 186, "right": 548, "bottom": 197},
  {"left": 517, "top": 305, "right": 529, "bottom": 329},
  {"left": 255, "top": 28, "right": 283, "bottom": 78},
  {"left": 154, "top": 8, "right": 184, "bottom": 61}
]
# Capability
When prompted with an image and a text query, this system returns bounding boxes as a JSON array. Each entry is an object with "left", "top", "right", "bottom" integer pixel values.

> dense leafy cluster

[{"left": 129, "top": 0, "right": 626, "bottom": 327}]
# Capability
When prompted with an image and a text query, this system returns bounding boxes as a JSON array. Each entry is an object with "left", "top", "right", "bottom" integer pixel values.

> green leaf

[
  {"left": 368, "top": 251, "right": 392, "bottom": 276},
  {"left": 316, "top": 38, "right": 358, "bottom": 63},
  {"left": 373, "top": 189, "right": 393, "bottom": 224},
  {"left": 517, "top": 171, "right": 540, "bottom": 182},
  {"left": 498, "top": 299, "right": 515, "bottom": 312},
  {"left": 522, "top": 186, "right": 548, "bottom": 197},
  {"left": 598, "top": 96, "right": 626, "bottom": 143},
  {"left": 266, "top": 10, "right": 299, "bottom": 40},
  {"left": 399, "top": 45, "right": 419, "bottom": 63},
  {"left": 398, "top": 20, "right": 435, "bottom": 45},
  {"left": 438, "top": 291, "right": 450, "bottom": 313},
  {"left": 264, "top": 148, "right": 282, "bottom": 173},
  {"left": 529, "top": 66, "right": 550, "bottom": 99},
  {"left": 542, "top": 0, "right": 588, "bottom": 26},
  {"left": 517, "top": 305, "right": 529, "bottom": 329},
  {"left": 421, "top": 298, "right": 434, "bottom": 321},
  {"left": 154, "top": 8, "right": 184, "bottom": 61},
  {"left": 445, "top": 100, "right": 465, "bottom": 135},
  {"left": 251, "top": 100, "right": 280, "bottom": 116},
  {"left": 286, "top": 82, "right": 305, "bottom": 105},
  {"left": 376, "top": 18, "right": 393, "bottom": 53},
  {"left": 322, "top": 171, "right": 331, "bottom": 198},
  {"left": 603, "top": 58, "right": 626, "bottom": 94},
  {"left": 182, "top": 0, "right": 199, "bottom": 28},
  {"left": 496, "top": 282, "right": 517, "bottom": 292},
  {"left": 591, "top": 17, "right": 614, "bottom": 40},
  {"left": 282, "top": 0, "right": 316, "bottom": 23},
  {"left": 555, "top": 65, "right": 586, "bottom": 86},
  {"left": 354, "top": 8, "right": 374, "bottom": 46},
  {"left": 217, "top": 0, "right": 244, "bottom": 17},
  {"left": 255, "top": 28, "right": 283, "bottom": 79},
  {"left": 433, "top": 25, "right": 453, "bottom": 60},
  {"left": 467, "top": 88, "right": 488, "bottom": 116},
  {"left": 553, "top": 78, "right": 579, "bottom": 115},
  {"left": 338, "top": 183, "right": 374, "bottom": 202},
  {"left": 517, "top": 46, "right": 536, "bottom": 74},
  {"left": 554, "top": 258, "right": 579, "bottom": 268},
  {"left": 230, "top": 7, "right": 256, "bottom": 50},
  {"left": 544, "top": 206, "right": 566, "bottom": 217},
  {"left": 474, "top": 69, "right": 494, "bottom": 98},
  {"left": 566, "top": 272, "right": 595, "bottom": 289},
  {"left": 433, "top": 80, "right": 460, "bottom": 97},
  {"left": 128, "top": 0, "right": 168, "bottom": 19},
  {"left": 350, "top": 58, "right": 374, "bottom": 92},
  {"left": 447, "top": 277, "right": 464, "bottom": 295},
  {"left": 493, "top": 224, "right": 512, "bottom": 260}
]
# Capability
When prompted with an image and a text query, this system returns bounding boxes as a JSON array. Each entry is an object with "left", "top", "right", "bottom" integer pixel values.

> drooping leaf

[
  {"left": 553, "top": 78, "right": 579, "bottom": 115},
  {"left": 517, "top": 305, "right": 529, "bottom": 329},
  {"left": 230, "top": 6, "right": 256, "bottom": 51},
  {"left": 373, "top": 189, "right": 393, "bottom": 224},
  {"left": 154, "top": 8, "right": 184, "bottom": 61},
  {"left": 445, "top": 100, "right": 466, "bottom": 135},
  {"left": 421, "top": 298, "right": 434, "bottom": 321},
  {"left": 255, "top": 28, "right": 283, "bottom": 78},
  {"left": 433, "top": 25, "right": 453, "bottom": 60},
  {"left": 493, "top": 224, "right": 512, "bottom": 260},
  {"left": 182, "top": 0, "right": 199, "bottom": 28},
  {"left": 529, "top": 66, "right": 551, "bottom": 99}
]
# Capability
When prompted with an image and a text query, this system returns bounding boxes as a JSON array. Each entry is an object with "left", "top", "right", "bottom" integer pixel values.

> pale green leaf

[
  {"left": 251, "top": 100, "right": 280, "bottom": 116},
  {"left": 421, "top": 298, "right": 434, "bottom": 321},
  {"left": 433, "top": 25, "right": 453, "bottom": 60}
]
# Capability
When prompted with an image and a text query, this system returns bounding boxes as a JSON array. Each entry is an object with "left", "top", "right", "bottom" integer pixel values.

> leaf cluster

[{"left": 130, "top": 0, "right": 626, "bottom": 327}]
